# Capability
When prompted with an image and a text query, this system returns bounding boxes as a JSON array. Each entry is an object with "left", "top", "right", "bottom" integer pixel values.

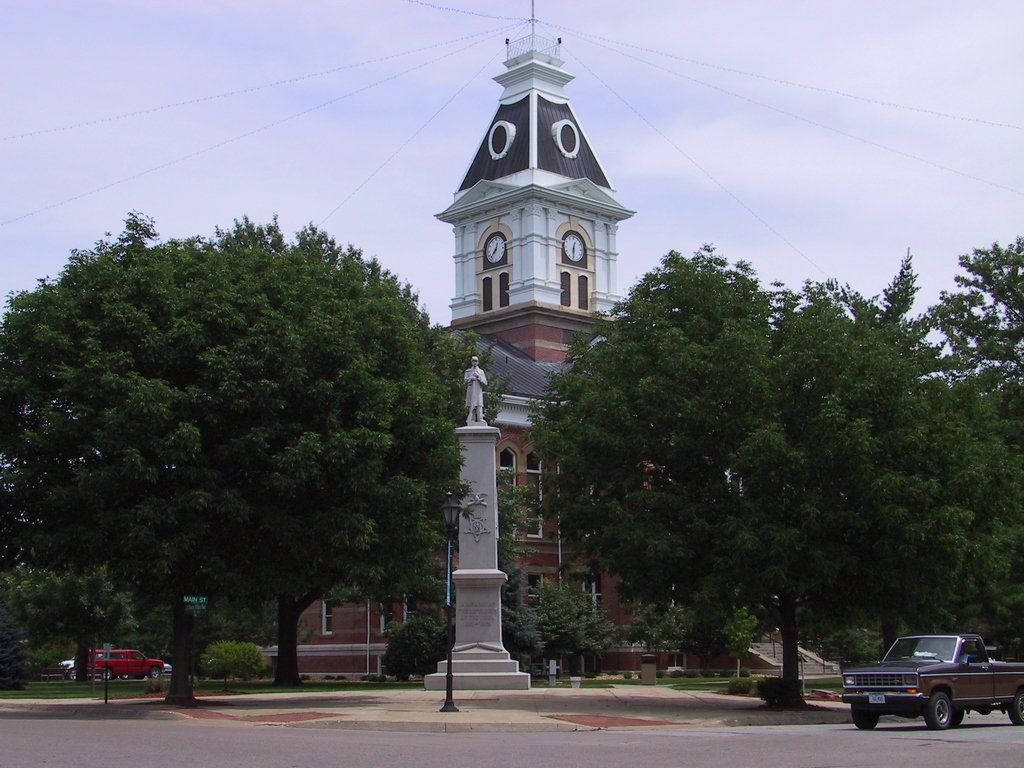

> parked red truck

[
  {"left": 67, "top": 649, "right": 168, "bottom": 680},
  {"left": 843, "top": 634, "right": 1024, "bottom": 729}
]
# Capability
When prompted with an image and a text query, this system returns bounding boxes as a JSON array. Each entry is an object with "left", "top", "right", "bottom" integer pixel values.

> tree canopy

[
  {"left": 535, "top": 247, "right": 1020, "bottom": 686},
  {"left": 0, "top": 213, "right": 467, "bottom": 700}
]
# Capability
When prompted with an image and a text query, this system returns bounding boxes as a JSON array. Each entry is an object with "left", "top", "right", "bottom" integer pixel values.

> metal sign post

[{"left": 102, "top": 643, "right": 111, "bottom": 704}]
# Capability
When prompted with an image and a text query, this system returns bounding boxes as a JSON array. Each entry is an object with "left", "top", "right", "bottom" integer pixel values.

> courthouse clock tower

[{"left": 439, "top": 33, "right": 633, "bottom": 362}]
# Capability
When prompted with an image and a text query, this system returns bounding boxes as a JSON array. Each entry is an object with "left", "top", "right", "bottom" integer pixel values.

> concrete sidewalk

[{"left": 0, "top": 685, "right": 852, "bottom": 732}]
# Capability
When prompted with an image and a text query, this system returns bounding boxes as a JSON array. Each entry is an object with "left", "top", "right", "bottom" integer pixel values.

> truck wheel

[
  {"left": 950, "top": 709, "right": 965, "bottom": 727},
  {"left": 102, "top": 667, "right": 114, "bottom": 681},
  {"left": 851, "top": 708, "right": 879, "bottom": 730},
  {"left": 148, "top": 666, "right": 162, "bottom": 679},
  {"left": 924, "top": 692, "right": 953, "bottom": 730},
  {"left": 1010, "top": 689, "right": 1024, "bottom": 725}
]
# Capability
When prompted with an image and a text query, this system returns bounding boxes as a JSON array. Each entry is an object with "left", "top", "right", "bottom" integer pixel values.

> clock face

[
  {"left": 484, "top": 233, "right": 507, "bottom": 263},
  {"left": 563, "top": 232, "right": 585, "bottom": 262}
]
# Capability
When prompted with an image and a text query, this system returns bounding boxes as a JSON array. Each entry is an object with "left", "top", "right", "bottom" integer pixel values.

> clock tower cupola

[{"left": 439, "top": 32, "right": 634, "bottom": 362}]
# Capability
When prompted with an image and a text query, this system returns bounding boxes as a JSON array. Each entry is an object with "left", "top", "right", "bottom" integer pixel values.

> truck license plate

[{"left": 868, "top": 693, "right": 885, "bottom": 704}]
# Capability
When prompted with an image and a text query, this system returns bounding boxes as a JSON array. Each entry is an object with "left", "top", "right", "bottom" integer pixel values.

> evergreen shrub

[{"left": 0, "top": 606, "right": 31, "bottom": 690}]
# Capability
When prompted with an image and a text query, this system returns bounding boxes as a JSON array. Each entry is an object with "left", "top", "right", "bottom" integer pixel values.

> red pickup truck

[
  {"left": 843, "top": 634, "right": 1024, "bottom": 730},
  {"left": 86, "top": 649, "right": 168, "bottom": 680}
]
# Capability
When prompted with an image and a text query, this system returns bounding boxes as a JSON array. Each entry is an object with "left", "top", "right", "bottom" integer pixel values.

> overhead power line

[
  {"left": 562, "top": 32, "right": 1023, "bottom": 199},
  {"left": 317, "top": 41, "right": 513, "bottom": 227},
  {"left": 560, "top": 48, "right": 831, "bottom": 281},
  {"left": 1, "top": 31, "right": 513, "bottom": 227},
  {"left": 403, "top": 0, "right": 526, "bottom": 22},
  {"left": 546, "top": 21, "right": 1024, "bottom": 132},
  {"left": 2, "top": 24, "right": 515, "bottom": 142}
]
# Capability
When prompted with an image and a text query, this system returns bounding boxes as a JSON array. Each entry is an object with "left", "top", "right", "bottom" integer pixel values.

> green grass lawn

[{"left": 0, "top": 678, "right": 424, "bottom": 700}]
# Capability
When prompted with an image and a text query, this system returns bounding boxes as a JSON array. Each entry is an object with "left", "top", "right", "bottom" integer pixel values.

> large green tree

[
  {"left": 535, "top": 247, "right": 1018, "bottom": 691},
  {"left": 931, "top": 236, "right": 1024, "bottom": 654},
  {"left": 0, "top": 213, "right": 465, "bottom": 701},
  {"left": 532, "top": 579, "right": 615, "bottom": 674},
  {"left": 0, "top": 567, "right": 134, "bottom": 683}
]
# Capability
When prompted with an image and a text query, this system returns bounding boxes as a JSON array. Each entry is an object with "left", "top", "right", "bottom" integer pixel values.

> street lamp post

[{"left": 440, "top": 493, "right": 461, "bottom": 713}]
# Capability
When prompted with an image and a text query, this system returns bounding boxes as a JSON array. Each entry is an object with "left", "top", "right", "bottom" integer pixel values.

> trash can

[{"left": 641, "top": 653, "right": 657, "bottom": 685}]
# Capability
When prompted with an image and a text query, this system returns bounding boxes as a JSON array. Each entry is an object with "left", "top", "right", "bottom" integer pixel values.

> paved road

[{"left": 4, "top": 717, "right": 1024, "bottom": 768}]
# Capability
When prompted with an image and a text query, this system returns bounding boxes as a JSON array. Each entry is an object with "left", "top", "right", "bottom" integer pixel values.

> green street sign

[{"left": 183, "top": 595, "right": 209, "bottom": 615}]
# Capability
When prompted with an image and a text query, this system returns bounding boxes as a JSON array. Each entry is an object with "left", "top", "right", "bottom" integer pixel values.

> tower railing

[{"left": 505, "top": 32, "right": 560, "bottom": 61}]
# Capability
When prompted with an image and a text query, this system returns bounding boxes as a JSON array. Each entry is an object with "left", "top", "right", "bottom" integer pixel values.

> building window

[
  {"left": 527, "top": 573, "right": 543, "bottom": 601},
  {"left": 560, "top": 271, "right": 571, "bottom": 306},
  {"left": 499, "top": 448, "right": 517, "bottom": 473},
  {"left": 578, "top": 274, "right": 589, "bottom": 310},
  {"left": 482, "top": 276, "right": 493, "bottom": 311},
  {"left": 499, "top": 271, "right": 510, "bottom": 307},
  {"left": 582, "top": 579, "right": 602, "bottom": 608},
  {"left": 526, "top": 452, "right": 543, "bottom": 537},
  {"left": 403, "top": 595, "right": 417, "bottom": 622},
  {"left": 322, "top": 600, "right": 335, "bottom": 635}
]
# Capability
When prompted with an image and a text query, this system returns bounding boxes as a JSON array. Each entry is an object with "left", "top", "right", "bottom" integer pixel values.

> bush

[
  {"left": 381, "top": 612, "right": 446, "bottom": 681},
  {"left": 200, "top": 641, "right": 269, "bottom": 689},
  {"left": 362, "top": 673, "right": 387, "bottom": 682},
  {"left": 700, "top": 669, "right": 713, "bottom": 677},
  {"left": 739, "top": 667, "right": 751, "bottom": 677},
  {"left": 623, "top": 671, "right": 634, "bottom": 680},
  {"left": 669, "top": 669, "right": 684, "bottom": 678},
  {"left": 144, "top": 676, "right": 166, "bottom": 694},
  {"left": 756, "top": 677, "right": 804, "bottom": 706},
  {"left": 683, "top": 669, "right": 700, "bottom": 678},
  {"left": 655, "top": 669, "right": 665, "bottom": 678},
  {"left": 727, "top": 678, "right": 754, "bottom": 695}
]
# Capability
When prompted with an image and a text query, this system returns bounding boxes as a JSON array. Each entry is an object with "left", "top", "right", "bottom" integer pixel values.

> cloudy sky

[{"left": 3, "top": 0, "right": 1021, "bottom": 323}]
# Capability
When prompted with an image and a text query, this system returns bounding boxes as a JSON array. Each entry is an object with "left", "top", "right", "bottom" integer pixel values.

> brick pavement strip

[{"left": 0, "top": 686, "right": 852, "bottom": 732}]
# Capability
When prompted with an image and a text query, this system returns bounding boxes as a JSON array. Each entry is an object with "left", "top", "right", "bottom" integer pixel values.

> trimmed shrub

[
  {"left": 655, "top": 669, "right": 665, "bottom": 678},
  {"left": 200, "top": 641, "right": 269, "bottom": 689},
  {"left": 700, "top": 669, "right": 713, "bottom": 677},
  {"left": 381, "top": 612, "right": 446, "bottom": 681},
  {"left": 683, "top": 669, "right": 700, "bottom": 678},
  {"left": 756, "top": 677, "right": 804, "bottom": 706},
  {"left": 727, "top": 677, "right": 754, "bottom": 695},
  {"left": 623, "top": 671, "right": 634, "bottom": 680},
  {"left": 739, "top": 667, "right": 751, "bottom": 678},
  {"left": 669, "top": 669, "right": 684, "bottom": 678}
]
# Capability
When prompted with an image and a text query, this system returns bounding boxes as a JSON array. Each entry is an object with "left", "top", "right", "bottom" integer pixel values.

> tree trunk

[
  {"left": 273, "top": 592, "right": 318, "bottom": 686},
  {"left": 73, "top": 638, "right": 90, "bottom": 684},
  {"left": 775, "top": 593, "right": 801, "bottom": 683},
  {"left": 881, "top": 617, "right": 899, "bottom": 654},
  {"left": 164, "top": 600, "right": 196, "bottom": 706}
]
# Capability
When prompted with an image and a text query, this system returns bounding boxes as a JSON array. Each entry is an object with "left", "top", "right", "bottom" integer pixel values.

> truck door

[{"left": 954, "top": 637, "right": 994, "bottom": 703}]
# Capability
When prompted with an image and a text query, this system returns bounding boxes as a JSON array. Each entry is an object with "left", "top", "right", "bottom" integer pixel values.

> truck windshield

[{"left": 884, "top": 637, "right": 957, "bottom": 662}]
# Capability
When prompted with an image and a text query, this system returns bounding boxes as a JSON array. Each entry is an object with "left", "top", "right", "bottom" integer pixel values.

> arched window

[
  {"left": 560, "top": 271, "right": 571, "bottom": 307},
  {"left": 482, "top": 276, "right": 493, "bottom": 311},
  {"left": 499, "top": 271, "right": 510, "bottom": 308},
  {"left": 578, "top": 274, "right": 589, "bottom": 310},
  {"left": 499, "top": 448, "right": 517, "bottom": 474}
]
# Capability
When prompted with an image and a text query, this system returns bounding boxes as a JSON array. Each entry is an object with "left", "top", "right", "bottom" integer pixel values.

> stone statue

[{"left": 464, "top": 355, "right": 487, "bottom": 424}]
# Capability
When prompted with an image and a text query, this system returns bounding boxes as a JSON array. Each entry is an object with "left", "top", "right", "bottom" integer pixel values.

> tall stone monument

[{"left": 425, "top": 357, "right": 531, "bottom": 691}]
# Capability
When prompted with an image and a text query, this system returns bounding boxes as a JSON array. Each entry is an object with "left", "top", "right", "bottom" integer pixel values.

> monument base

[{"left": 424, "top": 645, "right": 531, "bottom": 691}]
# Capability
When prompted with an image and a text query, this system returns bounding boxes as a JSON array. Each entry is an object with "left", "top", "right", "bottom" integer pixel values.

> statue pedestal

[{"left": 424, "top": 424, "right": 530, "bottom": 691}]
